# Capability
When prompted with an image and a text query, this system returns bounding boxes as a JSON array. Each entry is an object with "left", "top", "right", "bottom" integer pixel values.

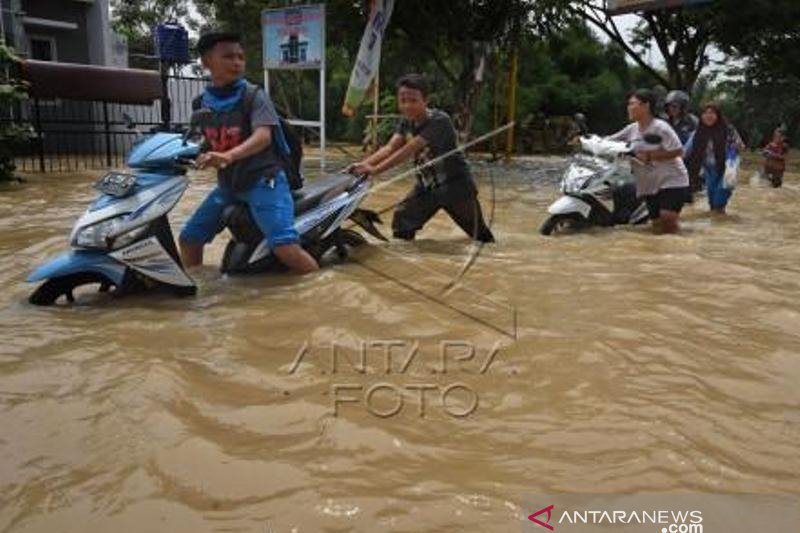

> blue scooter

[{"left": 27, "top": 113, "right": 384, "bottom": 305}]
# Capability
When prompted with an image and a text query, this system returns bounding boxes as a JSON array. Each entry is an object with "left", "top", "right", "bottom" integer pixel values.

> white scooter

[{"left": 540, "top": 133, "right": 660, "bottom": 235}]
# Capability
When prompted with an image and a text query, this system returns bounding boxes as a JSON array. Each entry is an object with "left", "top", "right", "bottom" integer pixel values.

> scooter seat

[
  {"left": 220, "top": 174, "right": 362, "bottom": 243},
  {"left": 292, "top": 173, "right": 358, "bottom": 215}
]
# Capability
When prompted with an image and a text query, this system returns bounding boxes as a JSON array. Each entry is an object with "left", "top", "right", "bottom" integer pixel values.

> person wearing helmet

[
  {"left": 664, "top": 90, "right": 699, "bottom": 146},
  {"left": 663, "top": 90, "right": 699, "bottom": 197}
]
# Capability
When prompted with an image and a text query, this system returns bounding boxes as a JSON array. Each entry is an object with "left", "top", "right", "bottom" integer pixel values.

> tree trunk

[{"left": 454, "top": 42, "right": 490, "bottom": 141}]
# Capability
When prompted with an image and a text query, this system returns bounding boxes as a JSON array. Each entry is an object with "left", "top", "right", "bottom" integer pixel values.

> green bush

[{"left": 0, "top": 44, "right": 33, "bottom": 182}]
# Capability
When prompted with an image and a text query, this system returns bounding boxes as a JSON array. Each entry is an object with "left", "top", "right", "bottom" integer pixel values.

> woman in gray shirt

[{"left": 609, "top": 89, "right": 690, "bottom": 234}]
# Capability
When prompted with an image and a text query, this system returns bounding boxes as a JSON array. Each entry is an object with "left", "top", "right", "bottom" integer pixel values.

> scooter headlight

[
  {"left": 112, "top": 223, "right": 150, "bottom": 249},
  {"left": 73, "top": 215, "right": 148, "bottom": 250},
  {"left": 562, "top": 157, "right": 607, "bottom": 194},
  {"left": 563, "top": 171, "right": 600, "bottom": 194}
]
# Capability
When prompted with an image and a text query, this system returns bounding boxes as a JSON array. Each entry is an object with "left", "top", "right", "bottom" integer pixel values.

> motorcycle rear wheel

[{"left": 310, "top": 229, "right": 367, "bottom": 263}]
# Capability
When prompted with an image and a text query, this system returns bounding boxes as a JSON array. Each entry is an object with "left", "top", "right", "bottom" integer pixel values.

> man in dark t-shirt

[{"left": 349, "top": 74, "right": 494, "bottom": 242}]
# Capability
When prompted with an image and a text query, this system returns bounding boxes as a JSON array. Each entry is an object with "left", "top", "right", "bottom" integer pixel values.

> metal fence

[{"left": 7, "top": 75, "right": 206, "bottom": 172}]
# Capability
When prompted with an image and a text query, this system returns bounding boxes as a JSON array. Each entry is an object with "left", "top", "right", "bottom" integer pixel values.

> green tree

[
  {"left": 389, "top": 0, "right": 531, "bottom": 137},
  {"left": 193, "top": 0, "right": 535, "bottom": 139},
  {"left": 483, "top": 22, "right": 650, "bottom": 149},
  {"left": 539, "top": 0, "right": 724, "bottom": 92},
  {"left": 714, "top": 0, "right": 800, "bottom": 72},
  {"left": 711, "top": 0, "right": 800, "bottom": 145},
  {"left": 110, "top": 0, "right": 663, "bottom": 149},
  {"left": 110, "top": 0, "right": 197, "bottom": 69},
  {"left": 0, "top": 44, "right": 32, "bottom": 182}
]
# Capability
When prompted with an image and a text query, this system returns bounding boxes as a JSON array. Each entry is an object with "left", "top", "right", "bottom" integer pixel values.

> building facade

[{"left": 2, "top": 0, "right": 127, "bottom": 67}]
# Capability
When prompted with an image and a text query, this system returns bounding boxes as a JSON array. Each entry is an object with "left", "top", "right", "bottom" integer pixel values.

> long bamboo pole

[{"left": 504, "top": 48, "right": 519, "bottom": 163}]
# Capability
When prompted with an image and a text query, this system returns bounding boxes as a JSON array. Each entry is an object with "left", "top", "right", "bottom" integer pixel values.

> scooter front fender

[
  {"left": 27, "top": 250, "right": 127, "bottom": 285},
  {"left": 547, "top": 195, "right": 592, "bottom": 219}
]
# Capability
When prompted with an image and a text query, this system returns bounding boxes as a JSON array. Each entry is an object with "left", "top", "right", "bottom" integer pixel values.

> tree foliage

[
  {"left": 191, "top": 0, "right": 535, "bottom": 138},
  {"left": 110, "top": 0, "right": 197, "bottom": 68},
  {"left": 715, "top": 0, "right": 800, "bottom": 75},
  {"left": 0, "top": 44, "right": 32, "bottom": 182},
  {"left": 108, "top": 0, "right": 800, "bottom": 149},
  {"left": 708, "top": 0, "right": 800, "bottom": 146},
  {"left": 537, "top": 0, "right": 723, "bottom": 92}
]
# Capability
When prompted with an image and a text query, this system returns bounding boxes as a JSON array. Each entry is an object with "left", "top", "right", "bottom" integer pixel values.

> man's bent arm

[
  {"left": 372, "top": 136, "right": 428, "bottom": 175},
  {"left": 362, "top": 133, "right": 406, "bottom": 166}
]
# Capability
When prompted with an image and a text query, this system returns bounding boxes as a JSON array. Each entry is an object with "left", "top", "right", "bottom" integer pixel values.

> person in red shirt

[{"left": 762, "top": 128, "right": 790, "bottom": 188}]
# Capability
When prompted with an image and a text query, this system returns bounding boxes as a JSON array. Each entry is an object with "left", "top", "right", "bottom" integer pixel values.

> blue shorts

[{"left": 180, "top": 172, "right": 299, "bottom": 248}]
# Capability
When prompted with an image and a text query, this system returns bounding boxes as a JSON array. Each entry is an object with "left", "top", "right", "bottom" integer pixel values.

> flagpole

[
  {"left": 371, "top": 64, "right": 380, "bottom": 152},
  {"left": 369, "top": 0, "right": 379, "bottom": 153}
]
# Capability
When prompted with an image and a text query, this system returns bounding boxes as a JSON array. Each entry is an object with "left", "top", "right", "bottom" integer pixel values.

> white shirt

[{"left": 609, "top": 118, "right": 689, "bottom": 196}]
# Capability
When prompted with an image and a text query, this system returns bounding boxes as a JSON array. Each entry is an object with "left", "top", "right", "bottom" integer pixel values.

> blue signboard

[{"left": 262, "top": 4, "right": 325, "bottom": 70}]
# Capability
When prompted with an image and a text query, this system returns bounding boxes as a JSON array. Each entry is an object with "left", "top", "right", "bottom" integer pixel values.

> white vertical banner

[{"left": 341, "top": 0, "right": 394, "bottom": 117}]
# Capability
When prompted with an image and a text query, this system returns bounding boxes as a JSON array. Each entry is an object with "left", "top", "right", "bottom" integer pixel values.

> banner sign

[
  {"left": 341, "top": 0, "right": 395, "bottom": 117},
  {"left": 262, "top": 4, "right": 325, "bottom": 70},
  {"left": 606, "top": 0, "right": 713, "bottom": 15}
]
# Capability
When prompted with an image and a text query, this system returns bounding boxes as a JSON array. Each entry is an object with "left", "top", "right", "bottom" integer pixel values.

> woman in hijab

[{"left": 684, "top": 103, "right": 746, "bottom": 214}]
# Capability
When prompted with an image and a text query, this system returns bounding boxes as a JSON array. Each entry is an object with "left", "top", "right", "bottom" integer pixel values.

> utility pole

[{"left": 504, "top": 48, "right": 518, "bottom": 163}]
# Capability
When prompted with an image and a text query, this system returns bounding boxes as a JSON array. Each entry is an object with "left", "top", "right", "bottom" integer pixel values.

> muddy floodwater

[{"left": 1, "top": 158, "right": 799, "bottom": 532}]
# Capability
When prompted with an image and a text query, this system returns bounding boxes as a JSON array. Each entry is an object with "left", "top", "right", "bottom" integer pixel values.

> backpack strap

[
  {"left": 272, "top": 120, "right": 292, "bottom": 156},
  {"left": 241, "top": 81, "right": 259, "bottom": 117},
  {"left": 240, "top": 81, "right": 291, "bottom": 156}
]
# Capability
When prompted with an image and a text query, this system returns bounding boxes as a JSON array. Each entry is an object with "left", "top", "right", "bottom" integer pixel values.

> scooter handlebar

[
  {"left": 342, "top": 166, "right": 370, "bottom": 179},
  {"left": 175, "top": 155, "right": 199, "bottom": 168},
  {"left": 623, "top": 152, "right": 651, "bottom": 166}
]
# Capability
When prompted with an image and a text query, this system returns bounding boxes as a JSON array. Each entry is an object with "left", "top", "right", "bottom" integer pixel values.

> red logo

[
  {"left": 203, "top": 126, "right": 243, "bottom": 152},
  {"left": 528, "top": 505, "right": 555, "bottom": 530}
]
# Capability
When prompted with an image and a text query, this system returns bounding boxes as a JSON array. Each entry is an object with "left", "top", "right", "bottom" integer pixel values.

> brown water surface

[{"left": 0, "top": 160, "right": 798, "bottom": 532}]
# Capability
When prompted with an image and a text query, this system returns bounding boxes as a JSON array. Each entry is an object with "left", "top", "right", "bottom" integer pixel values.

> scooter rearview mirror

[
  {"left": 191, "top": 108, "right": 214, "bottom": 126},
  {"left": 643, "top": 134, "right": 663, "bottom": 144},
  {"left": 574, "top": 113, "right": 589, "bottom": 135},
  {"left": 183, "top": 108, "right": 214, "bottom": 145}
]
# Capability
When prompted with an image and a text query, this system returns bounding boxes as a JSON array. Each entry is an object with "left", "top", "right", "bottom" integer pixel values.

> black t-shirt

[{"left": 394, "top": 109, "right": 471, "bottom": 188}]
